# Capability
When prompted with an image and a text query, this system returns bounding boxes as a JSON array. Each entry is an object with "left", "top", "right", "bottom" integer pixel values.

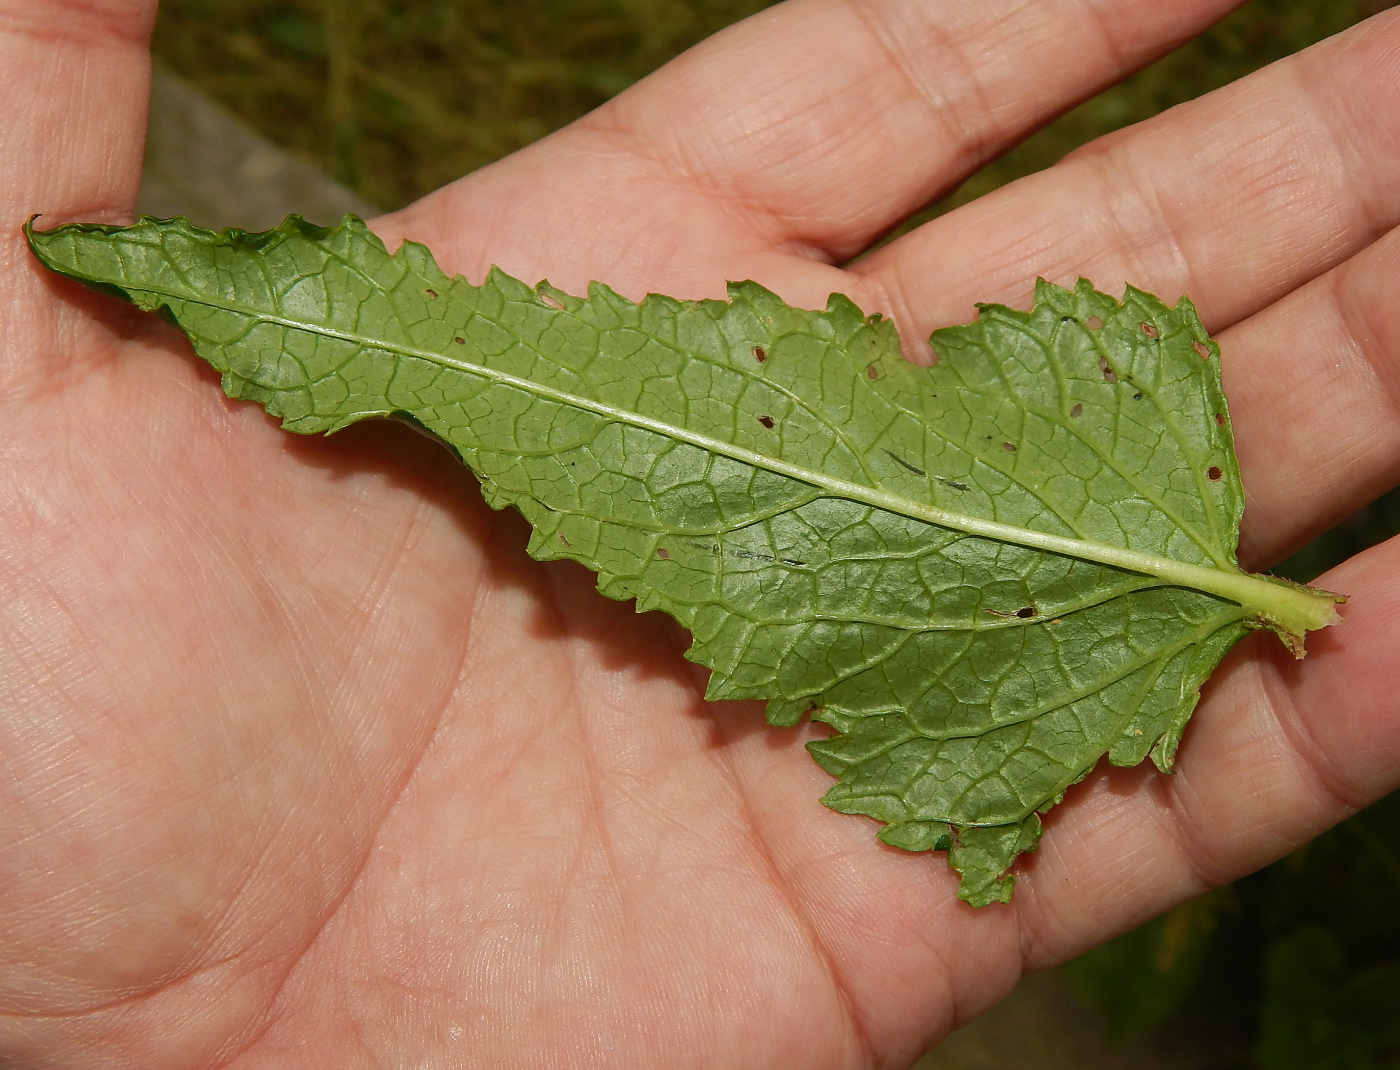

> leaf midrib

[{"left": 156, "top": 285, "right": 1276, "bottom": 611}]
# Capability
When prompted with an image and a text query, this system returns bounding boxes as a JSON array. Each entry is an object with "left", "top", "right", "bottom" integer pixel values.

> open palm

[{"left": 6, "top": 1, "right": 1400, "bottom": 1067}]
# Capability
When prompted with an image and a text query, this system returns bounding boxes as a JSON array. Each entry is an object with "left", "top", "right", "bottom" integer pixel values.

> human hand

[{"left": 5, "top": 1, "right": 1400, "bottom": 1067}]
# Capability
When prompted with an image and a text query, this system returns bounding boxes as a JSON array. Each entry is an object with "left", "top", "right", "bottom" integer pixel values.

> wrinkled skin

[{"left": 4, "top": 1, "right": 1400, "bottom": 1067}]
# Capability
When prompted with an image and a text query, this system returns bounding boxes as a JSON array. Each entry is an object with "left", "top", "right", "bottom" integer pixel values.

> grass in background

[
  {"left": 896, "top": 0, "right": 1398, "bottom": 243},
  {"left": 153, "top": 0, "right": 776, "bottom": 208},
  {"left": 153, "top": 0, "right": 1397, "bottom": 220},
  {"left": 152, "top": 3, "right": 1400, "bottom": 1066}
]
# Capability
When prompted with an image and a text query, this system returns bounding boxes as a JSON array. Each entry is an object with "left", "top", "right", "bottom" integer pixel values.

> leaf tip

[
  {"left": 22, "top": 214, "right": 53, "bottom": 265},
  {"left": 946, "top": 818, "right": 1042, "bottom": 907},
  {"left": 823, "top": 289, "right": 866, "bottom": 322},
  {"left": 1034, "top": 275, "right": 1073, "bottom": 303},
  {"left": 878, "top": 820, "right": 952, "bottom": 853},
  {"left": 765, "top": 696, "right": 819, "bottom": 727},
  {"left": 725, "top": 278, "right": 783, "bottom": 309}
]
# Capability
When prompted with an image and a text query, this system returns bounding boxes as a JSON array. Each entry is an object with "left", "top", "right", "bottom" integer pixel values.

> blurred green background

[{"left": 150, "top": 1, "right": 1400, "bottom": 1066}]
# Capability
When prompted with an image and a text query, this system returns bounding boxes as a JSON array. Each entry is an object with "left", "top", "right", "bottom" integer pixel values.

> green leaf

[{"left": 26, "top": 214, "right": 1341, "bottom": 906}]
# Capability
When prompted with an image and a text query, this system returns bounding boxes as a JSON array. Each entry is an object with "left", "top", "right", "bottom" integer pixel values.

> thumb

[{"left": 0, "top": 1, "right": 157, "bottom": 225}]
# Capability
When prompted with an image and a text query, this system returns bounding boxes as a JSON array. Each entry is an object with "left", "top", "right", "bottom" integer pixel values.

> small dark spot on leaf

[
  {"left": 1215, "top": 413, "right": 1225, "bottom": 427},
  {"left": 1016, "top": 607, "right": 1035, "bottom": 619},
  {"left": 758, "top": 415, "right": 775, "bottom": 429},
  {"left": 1140, "top": 321, "right": 1159, "bottom": 338},
  {"left": 558, "top": 533, "right": 570, "bottom": 546},
  {"left": 655, "top": 547, "right": 670, "bottom": 560},
  {"left": 752, "top": 346, "right": 767, "bottom": 363},
  {"left": 866, "top": 364, "right": 879, "bottom": 380},
  {"left": 425, "top": 289, "right": 437, "bottom": 298},
  {"left": 1002, "top": 442, "right": 1017, "bottom": 453},
  {"left": 1070, "top": 402, "right": 1083, "bottom": 418},
  {"left": 1208, "top": 466, "right": 1223, "bottom": 481},
  {"left": 454, "top": 336, "right": 465, "bottom": 344},
  {"left": 1133, "top": 392, "right": 1143, "bottom": 401},
  {"left": 1086, "top": 316, "right": 1103, "bottom": 330},
  {"left": 1193, "top": 340, "right": 1210, "bottom": 360},
  {"left": 540, "top": 292, "right": 565, "bottom": 310},
  {"left": 1098, "top": 356, "right": 1118, "bottom": 383}
]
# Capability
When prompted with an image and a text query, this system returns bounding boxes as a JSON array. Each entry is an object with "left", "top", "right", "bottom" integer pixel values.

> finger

[
  {"left": 1218, "top": 224, "right": 1400, "bottom": 568},
  {"left": 0, "top": 1, "right": 157, "bottom": 222},
  {"left": 854, "top": 8, "right": 1400, "bottom": 342},
  {"left": 376, "top": 0, "right": 1245, "bottom": 294},
  {"left": 1014, "top": 541, "right": 1400, "bottom": 971},
  {"left": 584, "top": 0, "right": 1246, "bottom": 256}
]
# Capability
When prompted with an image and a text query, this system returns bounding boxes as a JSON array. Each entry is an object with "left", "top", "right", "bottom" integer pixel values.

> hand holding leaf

[
  {"left": 26, "top": 215, "right": 1341, "bottom": 908},
  {"left": 3, "top": 2, "right": 1399, "bottom": 1067}
]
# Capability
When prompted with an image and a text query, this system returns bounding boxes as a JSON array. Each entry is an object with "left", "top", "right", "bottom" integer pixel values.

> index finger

[
  {"left": 597, "top": 0, "right": 1247, "bottom": 256},
  {"left": 0, "top": 0, "right": 156, "bottom": 224},
  {"left": 382, "top": 0, "right": 1247, "bottom": 294}
]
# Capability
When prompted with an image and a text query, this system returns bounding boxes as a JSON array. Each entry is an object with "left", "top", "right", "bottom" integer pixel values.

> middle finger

[{"left": 853, "top": 8, "right": 1400, "bottom": 342}]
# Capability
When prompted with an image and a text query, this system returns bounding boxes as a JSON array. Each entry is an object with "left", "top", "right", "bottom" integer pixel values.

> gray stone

[{"left": 137, "top": 68, "right": 378, "bottom": 231}]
